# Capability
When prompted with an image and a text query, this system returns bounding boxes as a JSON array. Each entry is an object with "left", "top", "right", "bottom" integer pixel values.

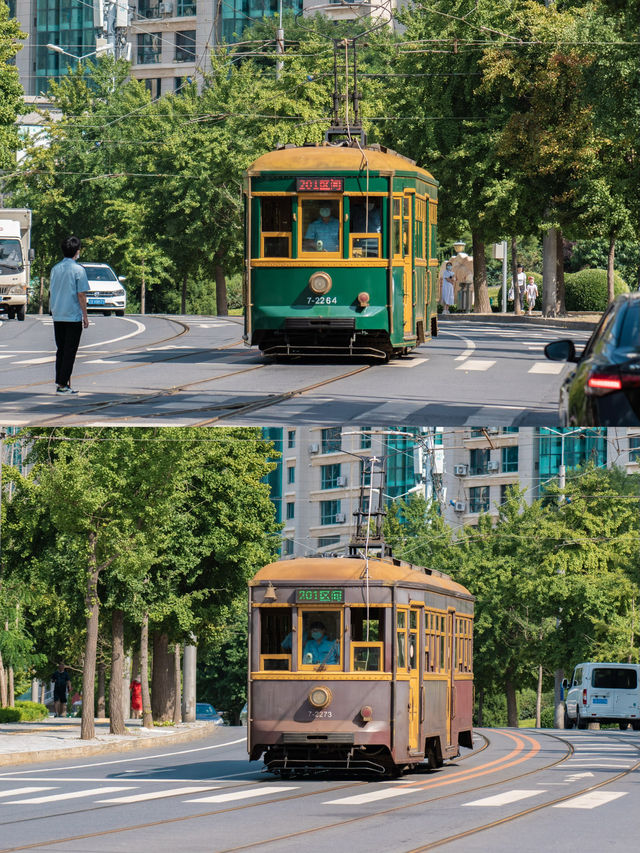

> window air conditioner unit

[
  {"left": 454, "top": 464, "right": 468, "bottom": 476},
  {"left": 159, "top": 1, "right": 173, "bottom": 14},
  {"left": 487, "top": 461, "right": 499, "bottom": 472},
  {"left": 487, "top": 427, "right": 500, "bottom": 434},
  {"left": 335, "top": 513, "right": 346, "bottom": 523},
  {"left": 336, "top": 476, "right": 347, "bottom": 487},
  {"left": 309, "top": 443, "right": 319, "bottom": 454},
  {"left": 454, "top": 501, "right": 466, "bottom": 513}
]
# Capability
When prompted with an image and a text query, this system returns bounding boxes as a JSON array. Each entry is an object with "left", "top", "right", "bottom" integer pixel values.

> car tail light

[
  {"left": 586, "top": 370, "right": 622, "bottom": 396},
  {"left": 582, "top": 688, "right": 587, "bottom": 706}
]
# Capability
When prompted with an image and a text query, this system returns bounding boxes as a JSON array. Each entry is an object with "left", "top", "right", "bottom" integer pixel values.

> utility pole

[
  {"left": 275, "top": 0, "right": 284, "bottom": 81},
  {"left": 94, "top": 0, "right": 131, "bottom": 60}
]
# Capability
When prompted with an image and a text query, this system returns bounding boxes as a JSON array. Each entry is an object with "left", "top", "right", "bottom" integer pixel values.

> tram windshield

[
  {"left": 301, "top": 611, "right": 340, "bottom": 666},
  {"left": 301, "top": 200, "right": 340, "bottom": 253},
  {"left": 260, "top": 608, "right": 292, "bottom": 670},
  {"left": 350, "top": 198, "right": 382, "bottom": 258}
]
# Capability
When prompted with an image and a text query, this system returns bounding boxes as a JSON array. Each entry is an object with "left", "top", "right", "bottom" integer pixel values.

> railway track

[{"left": 4, "top": 729, "right": 632, "bottom": 853}]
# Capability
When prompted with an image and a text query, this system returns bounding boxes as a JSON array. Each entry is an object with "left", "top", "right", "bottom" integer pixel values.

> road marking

[
  {"left": 324, "top": 788, "right": 414, "bottom": 805},
  {"left": 13, "top": 356, "right": 56, "bottom": 365},
  {"left": 565, "top": 773, "right": 594, "bottom": 782},
  {"left": 78, "top": 318, "right": 146, "bottom": 350},
  {"left": 528, "top": 362, "right": 565, "bottom": 374},
  {"left": 553, "top": 791, "right": 627, "bottom": 809},
  {"left": 464, "top": 789, "right": 545, "bottom": 807},
  {"left": 455, "top": 360, "right": 496, "bottom": 371},
  {"left": 98, "top": 786, "right": 217, "bottom": 804},
  {"left": 6, "top": 786, "right": 137, "bottom": 804},
  {"left": 388, "top": 358, "right": 428, "bottom": 368},
  {"left": 84, "top": 359, "right": 125, "bottom": 364},
  {"left": 0, "top": 788, "right": 54, "bottom": 798},
  {"left": 187, "top": 786, "right": 297, "bottom": 803}
]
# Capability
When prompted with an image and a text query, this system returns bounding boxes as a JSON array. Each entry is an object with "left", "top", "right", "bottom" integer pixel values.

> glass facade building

[
  {"left": 537, "top": 428, "right": 607, "bottom": 493},
  {"left": 220, "top": 0, "right": 303, "bottom": 44},
  {"left": 33, "top": 0, "right": 96, "bottom": 94}
]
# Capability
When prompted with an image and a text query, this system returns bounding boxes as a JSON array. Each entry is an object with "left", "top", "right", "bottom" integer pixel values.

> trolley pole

[{"left": 276, "top": 0, "right": 284, "bottom": 81}]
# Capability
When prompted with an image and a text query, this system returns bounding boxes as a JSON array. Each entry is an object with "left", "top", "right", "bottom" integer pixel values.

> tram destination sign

[
  {"left": 296, "top": 177, "right": 344, "bottom": 193},
  {"left": 295, "top": 588, "right": 344, "bottom": 603}
]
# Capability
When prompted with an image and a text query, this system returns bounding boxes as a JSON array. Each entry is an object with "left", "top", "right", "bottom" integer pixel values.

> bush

[
  {"left": 564, "top": 268, "right": 629, "bottom": 312},
  {"left": 540, "top": 706, "right": 556, "bottom": 728},
  {"left": 14, "top": 700, "right": 48, "bottom": 721},
  {"left": 0, "top": 707, "right": 21, "bottom": 723}
]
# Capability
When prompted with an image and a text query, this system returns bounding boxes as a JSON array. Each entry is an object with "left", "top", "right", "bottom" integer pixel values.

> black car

[{"left": 545, "top": 293, "right": 640, "bottom": 425}]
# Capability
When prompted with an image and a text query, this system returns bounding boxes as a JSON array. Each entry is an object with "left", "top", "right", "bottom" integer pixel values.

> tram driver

[
  {"left": 303, "top": 204, "right": 340, "bottom": 252},
  {"left": 302, "top": 620, "right": 339, "bottom": 665}
]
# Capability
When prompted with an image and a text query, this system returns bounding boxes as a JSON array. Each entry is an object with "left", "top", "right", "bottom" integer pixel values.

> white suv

[
  {"left": 80, "top": 263, "right": 127, "bottom": 316},
  {"left": 564, "top": 662, "right": 640, "bottom": 730}
]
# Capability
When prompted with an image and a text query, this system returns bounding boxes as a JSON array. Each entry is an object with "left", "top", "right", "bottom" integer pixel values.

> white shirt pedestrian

[{"left": 525, "top": 277, "right": 538, "bottom": 315}]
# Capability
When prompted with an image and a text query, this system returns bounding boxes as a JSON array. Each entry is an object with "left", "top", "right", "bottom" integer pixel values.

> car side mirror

[
  {"left": 29, "top": 248, "right": 35, "bottom": 261},
  {"left": 118, "top": 276, "right": 127, "bottom": 282},
  {"left": 544, "top": 339, "right": 577, "bottom": 363},
  {"left": 562, "top": 678, "right": 568, "bottom": 689}
]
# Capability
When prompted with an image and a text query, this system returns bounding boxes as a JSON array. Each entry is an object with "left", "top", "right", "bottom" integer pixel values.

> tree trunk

[
  {"left": 109, "top": 609, "right": 126, "bottom": 735},
  {"left": 182, "top": 642, "right": 197, "bottom": 722},
  {"left": 181, "top": 273, "right": 188, "bottom": 315},
  {"left": 38, "top": 276, "right": 45, "bottom": 314},
  {"left": 471, "top": 232, "right": 491, "bottom": 313},
  {"left": 97, "top": 661, "right": 106, "bottom": 718},
  {"left": 173, "top": 644, "right": 182, "bottom": 724},
  {"left": 511, "top": 237, "right": 521, "bottom": 315},
  {"left": 151, "top": 632, "right": 175, "bottom": 722},
  {"left": 607, "top": 234, "right": 615, "bottom": 305},
  {"left": 215, "top": 262, "right": 228, "bottom": 316},
  {"left": 81, "top": 540, "right": 100, "bottom": 740},
  {"left": 132, "top": 650, "right": 141, "bottom": 685},
  {"left": 8, "top": 667, "right": 14, "bottom": 707},
  {"left": 0, "top": 651, "right": 6, "bottom": 707},
  {"left": 476, "top": 687, "right": 484, "bottom": 727},
  {"left": 556, "top": 230, "right": 566, "bottom": 315},
  {"left": 505, "top": 678, "right": 518, "bottom": 727},
  {"left": 141, "top": 614, "right": 153, "bottom": 729},
  {"left": 536, "top": 664, "right": 543, "bottom": 728},
  {"left": 542, "top": 226, "right": 558, "bottom": 317},
  {"left": 140, "top": 257, "right": 146, "bottom": 315}
]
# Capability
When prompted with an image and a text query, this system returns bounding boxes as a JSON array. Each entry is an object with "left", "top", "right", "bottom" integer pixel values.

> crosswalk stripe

[
  {"left": 7, "top": 786, "right": 136, "bottom": 804},
  {"left": 464, "top": 790, "right": 544, "bottom": 807},
  {"left": 553, "top": 791, "right": 627, "bottom": 809},
  {"left": 98, "top": 786, "right": 217, "bottom": 804},
  {"left": 324, "top": 788, "right": 413, "bottom": 806},
  {"left": 187, "top": 786, "right": 297, "bottom": 803},
  {"left": 0, "top": 788, "right": 54, "bottom": 798},
  {"left": 388, "top": 358, "right": 428, "bottom": 368},
  {"left": 13, "top": 357, "right": 56, "bottom": 365},
  {"left": 455, "top": 359, "right": 496, "bottom": 371},
  {"left": 528, "top": 362, "right": 565, "bottom": 374}
]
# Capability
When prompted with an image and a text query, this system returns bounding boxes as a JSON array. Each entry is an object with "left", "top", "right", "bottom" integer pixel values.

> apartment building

[{"left": 263, "top": 426, "right": 436, "bottom": 557}]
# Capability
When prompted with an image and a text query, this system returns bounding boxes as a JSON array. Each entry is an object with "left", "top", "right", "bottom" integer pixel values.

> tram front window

[
  {"left": 301, "top": 200, "right": 340, "bottom": 253},
  {"left": 259, "top": 608, "right": 292, "bottom": 671},
  {"left": 300, "top": 611, "right": 340, "bottom": 667},
  {"left": 351, "top": 607, "right": 385, "bottom": 671},
  {"left": 260, "top": 197, "right": 292, "bottom": 258},
  {"left": 350, "top": 198, "right": 381, "bottom": 258}
]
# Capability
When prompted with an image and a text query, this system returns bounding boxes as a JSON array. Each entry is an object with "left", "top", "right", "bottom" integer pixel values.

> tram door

[
  {"left": 402, "top": 194, "right": 413, "bottom": 337},
  {"left": 408, "top": 607, "right": 421, "bottom": 751},
  {"left": 446, "top": 609, "right": 456, "bottom": 746}
]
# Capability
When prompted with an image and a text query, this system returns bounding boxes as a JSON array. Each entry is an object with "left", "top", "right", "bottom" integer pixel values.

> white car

[
  {"left": 564, "top": 662, "right": 640, "bottom": 730},
  {"left": 80, "top": 263, "right": 126, "bottom": 316}
]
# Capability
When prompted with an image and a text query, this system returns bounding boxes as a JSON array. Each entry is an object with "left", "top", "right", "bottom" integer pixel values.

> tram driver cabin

[{"left": 247, "top": 556, "right": 474, "bottom": 776}]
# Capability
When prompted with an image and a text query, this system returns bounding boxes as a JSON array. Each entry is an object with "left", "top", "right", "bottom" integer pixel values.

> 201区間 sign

[
  {"left": 295, "top": 588, "right": 344, "bottom": 603},
  {"left": 296, "top": 178, "right": 344, "bottom": 192}
]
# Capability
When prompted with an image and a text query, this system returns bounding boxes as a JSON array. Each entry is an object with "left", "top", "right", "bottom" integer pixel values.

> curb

[
  {"left": 437, "top": 313, "right": 599, "bottom": 332},
  {"left": 0, "top": 721, "right": 221, "bottom": 767}
]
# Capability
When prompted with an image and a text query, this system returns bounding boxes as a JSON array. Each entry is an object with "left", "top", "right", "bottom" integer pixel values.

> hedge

[
  {"left": 564, "top": 268, "right": 629, "bottom": 312},
  {"left": 0, "top": 707, "right": 21, "bottom": 723},
  {"left": 0, "top": 701, "right": 48, "bottom": 723}
]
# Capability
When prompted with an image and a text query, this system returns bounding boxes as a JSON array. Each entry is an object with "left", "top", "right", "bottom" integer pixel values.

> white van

[{"left": 564, "top": 662, "right": 640, "bottom": 730}]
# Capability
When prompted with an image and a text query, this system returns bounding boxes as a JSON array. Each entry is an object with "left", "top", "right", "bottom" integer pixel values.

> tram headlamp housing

[
  {"left": 357, "top": 291, "right": 370, "bottom": 307},
  {"left": 309, "top": 686, "right": 332, "bottom": 709},
  {"left": 309, "top": 272, "right": 332, "bottom": 295},
  {"left": 360, "top": 705, "right": 373, "bottom": 722}
]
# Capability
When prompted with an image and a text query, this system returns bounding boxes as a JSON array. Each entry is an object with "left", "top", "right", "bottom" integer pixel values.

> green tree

[{"left": 0, "top": 5, "right": 24, "bottom": 170}]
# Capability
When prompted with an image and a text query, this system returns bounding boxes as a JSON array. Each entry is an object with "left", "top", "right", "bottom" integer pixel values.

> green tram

[{"left": 243, "top": 143, "right": 440, "bottom": 360}]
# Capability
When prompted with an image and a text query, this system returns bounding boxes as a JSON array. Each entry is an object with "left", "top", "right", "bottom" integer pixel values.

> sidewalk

[
  {"left": 438, "top": 311, "right": 600, "bottom": 332},
  {"left": 0, "top": 716, "right": 224, "bottom": 767}
]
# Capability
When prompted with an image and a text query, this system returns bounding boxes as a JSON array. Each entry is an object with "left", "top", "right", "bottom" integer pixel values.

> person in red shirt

[{"left": 130, "top": 677, "right": 142, "bottom": 719}]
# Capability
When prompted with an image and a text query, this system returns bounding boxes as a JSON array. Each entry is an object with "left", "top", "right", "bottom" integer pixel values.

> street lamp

[{"left": 46, "top": 42, "right": 113, "bottom": 62}]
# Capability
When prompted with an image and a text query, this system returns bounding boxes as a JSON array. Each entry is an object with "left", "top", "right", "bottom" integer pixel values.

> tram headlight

[
  {"left": 309, "top": 272, "right": 332, "bottom": 295},
  {"left": 357, "top": 291, "right": 370, "bottom": 307},
  {"left": 309, "top": 686, "right": 332, "bottom": 709},
  {"left": 360, "top": 705, "right": 373, "bottom": 722}
]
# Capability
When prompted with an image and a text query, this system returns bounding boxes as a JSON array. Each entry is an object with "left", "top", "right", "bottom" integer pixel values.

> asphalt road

[
  {"left": 0, "top": 314, "right": 591, "bottom": 427},
  {"left": 0, "top": 727, "right": 637, "bottom": 852}
]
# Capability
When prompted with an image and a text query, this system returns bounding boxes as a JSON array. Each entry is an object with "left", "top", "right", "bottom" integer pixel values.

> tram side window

[
  {"left": 392, "top": 198, "right": 401, "bottom": 257},
  {"left": 351, "top": 607, "right": 385, "bottom": 672},
  {"left": 259, "top": 608, "right": 292, "bottom": 671},
  {"left": 300, "top": 610, "right": 341, "bottom": 667},
  {"left": 350, "top": 198, "right": 382, "bottom": 258},
  {"left": 301, "top": 199, "right": 341, "bottom": 253},
  {"left": 261, "top": 197, "right": 292, "bottom": 258},
  {"left": 425, "top": 611, "right": 446, "bottom": 673},
  {"left": 396, "top": 609, "right": 407, "bottom": 670},
  {"left": 455, "top": 616, "right": 473, "bottom": 673}
]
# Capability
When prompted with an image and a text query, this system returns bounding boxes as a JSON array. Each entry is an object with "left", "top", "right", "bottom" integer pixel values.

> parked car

[
  {"left": 80, "top": 262, "right": 127, "bottom": 316},
  {"left": 545, "top": 293, "right": 640, "bottom": 425},
  {"left": 563, "top": 662, "right": 640, "bottom": 730},
  {"left": 195, "top": 702, "right": 225, "bottom": 724},
  {"left": 239, "top": 702, "right": 247, "bottom": 726}
]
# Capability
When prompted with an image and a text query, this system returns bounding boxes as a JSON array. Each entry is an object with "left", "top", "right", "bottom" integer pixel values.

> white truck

[{"left": 0, "top": 209, "right": 33, "bottom": 321}]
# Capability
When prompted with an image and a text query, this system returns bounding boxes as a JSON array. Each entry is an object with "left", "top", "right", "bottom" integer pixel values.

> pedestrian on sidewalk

[
  {"left": 441, "top": 262, "right": 455, "bottom": 314},
  {"left": 130, "top": 676, "right": 142, "bottom": 719},
  {"left": 525, "top": 275, "right": 538, "bottom": 315},
  {"left": 51, "top": 662, "right": 71, "bottom": 717},
  {"left": 49, "top": 235, "right": 89, "bottom": 394}
]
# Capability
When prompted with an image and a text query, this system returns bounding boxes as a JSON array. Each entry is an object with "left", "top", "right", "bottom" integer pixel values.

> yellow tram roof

[
  {"left": 251, "top": 557, "right": 471, "bottom": 598},
  {"left": 246, "top": 145, "right": 435, "bottom": 183}
]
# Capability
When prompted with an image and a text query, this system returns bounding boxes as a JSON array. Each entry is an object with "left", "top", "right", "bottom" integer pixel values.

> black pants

[{"left": 53, "top": 321, "right": 83, "bottom": 387}]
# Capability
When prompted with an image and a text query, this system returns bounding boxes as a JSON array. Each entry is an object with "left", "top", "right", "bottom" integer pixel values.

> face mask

[
  {"left": 319, "top": 207, "right": 330, "bottom": 218},
  {"left": 311, "top": 630, "right": 323, "bottom": 640},
  {"left": 446, "top": 265, "right": 452, "bottom": 271},
  {"left": 367, "top": 203, "right": 374, "bottom": 211}
]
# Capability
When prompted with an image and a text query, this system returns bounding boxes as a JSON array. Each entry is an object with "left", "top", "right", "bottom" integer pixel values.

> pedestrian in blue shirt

[
  {"left": 302, "top": 621, "right": 339, "bottom": 665},
  {"left": 304, "top": 206, "right": 340, "bottom": 252},
  {"left": 49, "top": 236, "right": 89, "bottom": 394}
]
